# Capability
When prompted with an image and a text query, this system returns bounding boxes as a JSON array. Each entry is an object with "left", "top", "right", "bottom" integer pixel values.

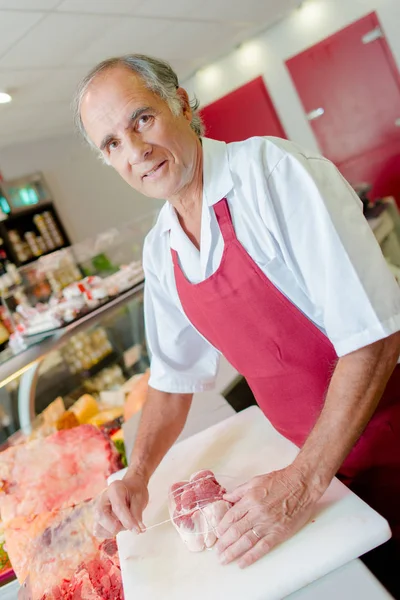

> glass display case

[
  {"left": 0, "top": 281, "right": 148, "bottom": 446},
  {"left": 0, "top": 209, "right": 159, "bottom": 445}
]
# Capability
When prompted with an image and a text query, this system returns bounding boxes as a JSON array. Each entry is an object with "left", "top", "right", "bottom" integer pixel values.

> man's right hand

[{"left": 94, "top": 473, "right": 149, "bottom": 538}]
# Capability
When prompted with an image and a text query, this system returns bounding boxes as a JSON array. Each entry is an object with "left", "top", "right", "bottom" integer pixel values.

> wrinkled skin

[
  {"left": 94, "top": 475, "right": 149, "bottom": 538},
  {"left": 215, "top": 465, "right": 319, "bottom": 568}
]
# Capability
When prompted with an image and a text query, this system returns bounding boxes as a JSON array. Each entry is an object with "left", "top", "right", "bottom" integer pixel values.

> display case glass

[
  {"left": 0, "top": 210, "right": 157, "bottom": 367},
  {"left": 0, "top": 282, "right": 148, "bottom": 445}
]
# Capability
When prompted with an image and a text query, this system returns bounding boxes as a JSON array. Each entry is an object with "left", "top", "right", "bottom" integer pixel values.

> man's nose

[{"left": 126, "top": 133, "right": 152, "bottom": 166}]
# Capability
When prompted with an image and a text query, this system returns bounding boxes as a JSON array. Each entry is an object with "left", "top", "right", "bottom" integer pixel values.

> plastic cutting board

[{"left": 111, "top": 406, "right": 391, "bottom": 600}]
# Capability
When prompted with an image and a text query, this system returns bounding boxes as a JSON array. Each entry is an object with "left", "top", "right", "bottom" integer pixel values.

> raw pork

[
  {"left": 0, "top": 424, "right": 121, "bottom": 524},
  {"left": 169, "top": 470, "right": 232, "bottom": 552}
]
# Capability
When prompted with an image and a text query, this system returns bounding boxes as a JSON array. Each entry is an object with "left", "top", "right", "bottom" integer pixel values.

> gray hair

[{"left": 73, "top": 54, "right": 204, "bottom": 150}]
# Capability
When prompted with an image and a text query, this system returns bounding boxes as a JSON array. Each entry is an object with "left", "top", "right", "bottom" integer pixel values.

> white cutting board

[{"left": 111, "top": 406, "right": 391, "bottom": 600}]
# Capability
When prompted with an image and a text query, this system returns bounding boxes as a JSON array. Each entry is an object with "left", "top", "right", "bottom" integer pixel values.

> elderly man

[{"left": 75, "top": 54, "right": 400, "bottom": 594}]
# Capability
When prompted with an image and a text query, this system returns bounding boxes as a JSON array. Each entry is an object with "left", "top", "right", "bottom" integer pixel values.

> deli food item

[
  {"left": 55, "top": 410, "right": 79, "bottom": 431},
  {"left": 69, "top": 394, "right": 99, "bottom": 424},
  {"left": 123, "top": 370, "right": 150, "bottom": 422},
  {"left": 0, "top": 424, "right": 120, "bottom": 524},
  {"left": 168, "top": 470, "right": 232, "bottom": 552}
]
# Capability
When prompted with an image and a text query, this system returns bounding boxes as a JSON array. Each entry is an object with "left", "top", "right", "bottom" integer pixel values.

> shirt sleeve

[
  {"left": 266, "top": 152, "right": 400, "bottom": 356},
  {"left": 143, "top": 236, "right": 220, "bottom": 393}
]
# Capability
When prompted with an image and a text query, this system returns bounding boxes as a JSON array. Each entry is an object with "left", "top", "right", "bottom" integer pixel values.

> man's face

[{"left": 80, "top": 66, "right": 199, "bottom": 199}]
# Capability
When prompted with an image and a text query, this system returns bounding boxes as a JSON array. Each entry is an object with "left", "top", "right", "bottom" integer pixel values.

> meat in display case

[
  {"left": 0, "top": 281, "right": 150, "bottom": 594},
  {"left": 0, "top": 211, "right": 157, "bottom": 595}
]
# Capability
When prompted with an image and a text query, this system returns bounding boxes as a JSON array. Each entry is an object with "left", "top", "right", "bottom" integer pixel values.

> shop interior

[{"left": 0, "top": 0, "right": 399, "bottom": 598}]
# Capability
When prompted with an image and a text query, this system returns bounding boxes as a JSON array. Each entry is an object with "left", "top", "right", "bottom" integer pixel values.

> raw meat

[
  {"left": 7, "top": 501, "right": 124, "bottom": 599},
  {"left": 168, "top": 470, "right": 232, "bottom": 552},
  {"left": 0, "top": 424, "right": 121, "bottom": 524},
  {"left": 0, "top": 424, "right": 123, "bottom": 599}
]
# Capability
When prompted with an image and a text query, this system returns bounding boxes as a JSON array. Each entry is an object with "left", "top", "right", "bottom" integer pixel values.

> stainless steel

[
  {"left": 362, "top": 27, "right": 383, "bottom": 44},
  {"left": 0, "top": 281, "right": 144, "bottom": 390},
  {"left": 306, "top": 107, "right": 325, "bottom": 121}
]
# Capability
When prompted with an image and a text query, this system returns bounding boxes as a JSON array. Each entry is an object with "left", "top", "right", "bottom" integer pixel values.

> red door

[
  {"left": 201, "top": 76, "right": 286, "bottom": 143},
  {"left": 286, "top": 12, "right": 400, "bottom": 203}
]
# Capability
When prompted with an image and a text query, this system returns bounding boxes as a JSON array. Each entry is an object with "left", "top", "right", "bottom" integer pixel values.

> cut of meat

[
  {"left": 0, "top": 424, "right": 121, "bottom": 524},
  {"left": 168, "top": 470, "right": 232, "bottom": 552},
  {"left": 6, "top": 501, "right": 124, "bottom": 600},
  {"left": 47, "top": 539, "right": 124, "bottom": 600},
  {"left": 0, "top": 424, "right": 123, "bottom": 599}
]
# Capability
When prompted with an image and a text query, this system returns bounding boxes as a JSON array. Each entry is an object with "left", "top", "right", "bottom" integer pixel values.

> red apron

[{"left": 170, "top": 199, "right": 400, "bottom": 551}]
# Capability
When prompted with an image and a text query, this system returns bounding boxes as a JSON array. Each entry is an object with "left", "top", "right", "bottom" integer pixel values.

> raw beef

[
  {"left": 8, "top": 501, "right": 124, "bottom": 599},
  {"left": 0, "top": 424, "right": 123, "bottom": 598},
  {"left": 168, "top": 470, "right": 232, "bottom": 552},
  {"left": 0, "top": 424, "right": 121, "bottom": 524}
]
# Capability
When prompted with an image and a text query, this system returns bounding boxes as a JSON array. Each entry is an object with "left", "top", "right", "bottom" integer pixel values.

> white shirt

[{"left": 143, "top": 136, "right": 400, "bottom": 394}]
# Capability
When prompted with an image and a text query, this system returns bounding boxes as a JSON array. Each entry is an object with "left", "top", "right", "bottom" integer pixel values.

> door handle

[{"left": 306, "top": 108, "right": 325, "bottom": 121}]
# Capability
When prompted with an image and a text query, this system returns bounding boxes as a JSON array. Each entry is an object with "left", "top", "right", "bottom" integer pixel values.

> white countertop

[
  {"left": 123, "top": 356, "right": 393, "bottom": 600},
  {"left": 1, "top": 358, "right": 392, "bottom": 600}
]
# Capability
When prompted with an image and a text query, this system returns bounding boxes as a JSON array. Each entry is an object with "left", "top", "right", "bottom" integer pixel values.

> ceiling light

[
  {"left": 196, "top": 65, "right": 221, "bottom": 88},
  {"left": 0, "top": 92, "right": 12, "bottom": 104},
  {"left": 296, "top": 0, "right": 326, "bottom": 27},
  {"left": 237, "top": 41, "right": 264, "bottom": 68}
]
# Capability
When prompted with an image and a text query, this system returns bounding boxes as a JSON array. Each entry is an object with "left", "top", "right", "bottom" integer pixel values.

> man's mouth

[{"left": 143, "top": 160, "right": 167, "bottom": 178}]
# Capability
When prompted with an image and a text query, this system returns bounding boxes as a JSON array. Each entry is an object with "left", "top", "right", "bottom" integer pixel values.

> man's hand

[
  {"left": 94, "top": 472, "right": 149, "bottom": 539},
  {"left": 215, "top": 465, "right": 322, "bottom": 569}
]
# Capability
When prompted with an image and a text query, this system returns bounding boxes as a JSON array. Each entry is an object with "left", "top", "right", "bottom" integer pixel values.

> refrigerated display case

[{"left": 0, "top": 280, "right": 148, "bottom": 444}]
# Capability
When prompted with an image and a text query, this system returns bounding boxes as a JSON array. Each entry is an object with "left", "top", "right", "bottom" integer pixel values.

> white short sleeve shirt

[{"left": 143, "top": 136, "right": 400, "bottom": 393}]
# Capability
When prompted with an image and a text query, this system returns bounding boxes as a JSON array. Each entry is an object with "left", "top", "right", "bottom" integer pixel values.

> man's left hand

[{"left": 215, "top": 465, "right": 322, "bottom": 568}]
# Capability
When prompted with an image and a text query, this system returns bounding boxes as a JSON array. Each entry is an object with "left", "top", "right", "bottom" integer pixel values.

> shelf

[
  {"left": 0, "top": 201, "right": 53, "bottom": 223},
  {"left": 13, "top": 243, "right": 69, "bottom": 267}
]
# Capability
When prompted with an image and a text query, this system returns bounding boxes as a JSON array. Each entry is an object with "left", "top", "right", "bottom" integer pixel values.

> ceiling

[{"left": 0, "top": 0, "right": 300, "bottom": 149}]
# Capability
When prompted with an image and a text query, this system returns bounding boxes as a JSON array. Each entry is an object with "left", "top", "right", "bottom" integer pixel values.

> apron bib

[{"left": 171, "top": 199, "right": 400, "bottom": 546}]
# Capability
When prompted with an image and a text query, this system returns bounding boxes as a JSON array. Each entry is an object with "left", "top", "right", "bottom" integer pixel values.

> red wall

[{"left": 201, "top": 76, "right": 286, "bottom": 143}]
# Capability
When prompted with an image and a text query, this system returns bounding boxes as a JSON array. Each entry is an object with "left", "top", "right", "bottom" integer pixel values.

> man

[{"left": 74, "top": 54, "right": 400, "bottom": 594}]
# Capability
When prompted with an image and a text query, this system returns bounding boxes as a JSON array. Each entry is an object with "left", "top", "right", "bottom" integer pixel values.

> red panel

[
  {"left": 200, "top": 76, "right": 286, "bottom": 143},
  {"left": 286, "top": 12, "right": 400, "bottom": 165},
  {"left": 338, "top": 140, "right": 400, "bottom": 201},
  {"left": 286, "top": 12, "right": 400, "bottom": 203}
]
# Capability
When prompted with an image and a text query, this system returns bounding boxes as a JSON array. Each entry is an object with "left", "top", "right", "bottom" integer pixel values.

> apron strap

[{"left": 214, "top": 199, "right": 236, "bottom": 244}]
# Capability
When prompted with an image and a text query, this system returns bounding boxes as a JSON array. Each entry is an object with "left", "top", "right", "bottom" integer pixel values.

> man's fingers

[
  {"left": 238, "top": 533, "right": 279, "bottom": 569},
  {"left": 96, "top": 506, "right": 123, "bottom": 538},
  {"left": 216, "top": 500, "right": 249, "bottom": 538},
  {"left": 129, "top": 496, "right": 146, "bottom": 532},
  {"left": 108, "top": 482, "right": 139, "bottom": 533},
  {"left": 94, "top": 521, "right": 121, "bottom": 539},
  {"left": 215, "top": 514, "right": 251, "bottom": 555},
  {"left": 223, "top": 481, "right": 252, "bottom": 503},
  {"left": 218, "top": 528, "right": 256, "bottom": 565}
]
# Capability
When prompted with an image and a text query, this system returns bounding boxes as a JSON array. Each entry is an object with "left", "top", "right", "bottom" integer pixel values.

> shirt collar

[{"left": 158, "top": 137, "right": 234, "bottom": 235}]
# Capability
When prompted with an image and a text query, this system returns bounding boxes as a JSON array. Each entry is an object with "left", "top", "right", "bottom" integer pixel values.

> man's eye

[
  {"left": 108, "top": 140, "right": 119, "bottom": 151},
  {"left": 137, "top": 115, "right": 153, "bottom": 130}
]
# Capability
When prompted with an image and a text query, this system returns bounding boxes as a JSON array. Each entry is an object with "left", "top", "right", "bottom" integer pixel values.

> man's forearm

[
  {"left": 294, "top": 332, "right": 400, "bottom": 496},
  {"left": 125, "top": 386, "right": 193, "bottom": 485}
]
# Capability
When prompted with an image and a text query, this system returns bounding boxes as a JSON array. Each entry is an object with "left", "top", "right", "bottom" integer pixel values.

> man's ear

[{"left": 176, "top": 87, "right": 192, "bottom": 121}]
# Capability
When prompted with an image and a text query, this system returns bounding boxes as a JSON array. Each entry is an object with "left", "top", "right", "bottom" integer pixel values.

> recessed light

[{"left": 0, "top": 92, "right": 12, "bottom": 104}]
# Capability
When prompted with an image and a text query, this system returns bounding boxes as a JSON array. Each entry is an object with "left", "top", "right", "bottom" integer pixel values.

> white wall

[
  {"left": 0, "top": 134, "right": 162, "bottom": 243},
  {"left": 185, "top": 0, "right": 400, "bottom": 153},
  {"left": 1, "top": 0, "right": 399, "bottom": 243}
]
